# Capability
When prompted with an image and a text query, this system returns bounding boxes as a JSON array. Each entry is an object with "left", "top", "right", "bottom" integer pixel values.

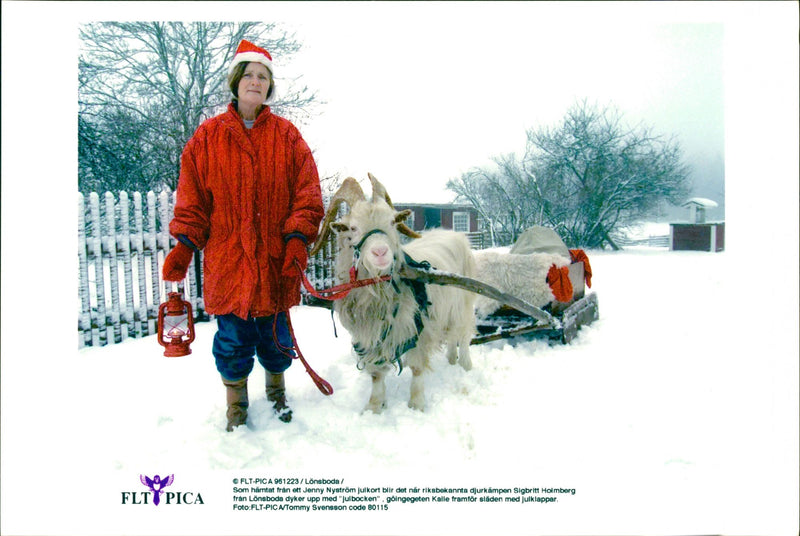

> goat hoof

[
  {"left": 363, "top": 402, "right": 386, "bottom": 414},
  {"left": 408, "top": 400, "right": 425, "bottom": 412}
]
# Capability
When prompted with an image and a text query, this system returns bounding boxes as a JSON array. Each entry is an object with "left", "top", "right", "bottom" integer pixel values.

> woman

[{"left": 162, "top": 40, "right": 325, "bottom": 432}]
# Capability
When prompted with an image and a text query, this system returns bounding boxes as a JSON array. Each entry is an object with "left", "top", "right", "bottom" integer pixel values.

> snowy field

[{"left": 2, "top": 247, "right": 798, "bottom": 536}]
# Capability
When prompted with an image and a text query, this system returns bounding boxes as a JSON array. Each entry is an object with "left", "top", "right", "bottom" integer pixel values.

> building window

[{"left": 452, "top": 211, "right": 470, "bottom": 232}]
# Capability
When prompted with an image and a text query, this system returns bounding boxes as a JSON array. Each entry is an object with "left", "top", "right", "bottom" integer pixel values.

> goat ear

[
  {"left": 394, "top": 210, "right": 422, "bottom": 238},
  {"left": 331, "top": 222, "right": 349, "bottom": 233},
  {"left": 394, "top": 209, "right": 412, "bottom": 224}
]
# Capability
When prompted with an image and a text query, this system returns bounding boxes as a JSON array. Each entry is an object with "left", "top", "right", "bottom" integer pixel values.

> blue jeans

[{"left": 212, "top": 313, "right": 294, "bottom": 381}]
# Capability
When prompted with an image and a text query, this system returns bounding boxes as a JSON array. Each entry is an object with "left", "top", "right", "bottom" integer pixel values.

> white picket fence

[
  {"left": 78, "top": 191, "right": 192, "bottom": 348},
  {"left": 78, "top": 190, "right": 338, "bottom": 349}
]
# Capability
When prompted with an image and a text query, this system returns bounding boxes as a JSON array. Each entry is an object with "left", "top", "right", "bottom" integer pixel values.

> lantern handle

[{"left": 184, "top": 300, "right": 196, "bottom": 345}]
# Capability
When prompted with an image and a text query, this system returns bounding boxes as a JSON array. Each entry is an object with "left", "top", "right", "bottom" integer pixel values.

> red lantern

[{"left": 157, "top": 292, "right": 195, "bottom": 357}]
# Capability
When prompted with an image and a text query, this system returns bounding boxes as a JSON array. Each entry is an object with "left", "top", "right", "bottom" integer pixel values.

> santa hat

[
  {"left": 228, "top": 39, "right": 274, "bottom": 75},
  {"left": 229, "top": 40, "right": 276, "bottom": 103}
]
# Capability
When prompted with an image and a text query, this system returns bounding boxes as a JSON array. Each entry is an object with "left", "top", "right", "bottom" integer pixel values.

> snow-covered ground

[{"left": 2, "top": 247, "right": 798, "bottom": 536}]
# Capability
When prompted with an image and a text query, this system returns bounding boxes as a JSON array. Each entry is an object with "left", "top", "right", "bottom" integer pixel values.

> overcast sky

[
  {"left": 0, "top": 1, "right": 796, "bottom": 237},
  {"left": 267, "top": 2, "right": 726, "bottom": 203}
]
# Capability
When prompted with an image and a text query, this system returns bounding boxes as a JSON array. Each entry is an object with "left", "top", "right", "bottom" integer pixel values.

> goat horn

[
  {"left": 367, "top": 172, "right": 391, "bottom": 206},
  {"left": 367, "top": 172, "right": 422, "bottom": 239},
  {"left": 308, "top": 177, "right": 366, "bottom": 257}
]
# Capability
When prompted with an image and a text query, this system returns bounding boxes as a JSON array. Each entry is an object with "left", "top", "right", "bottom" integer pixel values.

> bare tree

[
  {"left": 523, "top": 100, "right": 691, "bottom": 248},
  {"left": 79, "top": 21, "right": 320, "bottom": 192},
  {"left": 447, "top": 153, "right": 548, "bottom": 246},
  {"left": 447, "top": 167, "right": 501, "bottom": 245},
  {"left": 447, "top": 100, "right": 691, "bottom": 249}
]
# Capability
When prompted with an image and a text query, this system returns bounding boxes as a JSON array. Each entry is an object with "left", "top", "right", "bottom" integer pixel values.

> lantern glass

[{"left": 163, "top": 313, "right": 189, "bottom": 340}]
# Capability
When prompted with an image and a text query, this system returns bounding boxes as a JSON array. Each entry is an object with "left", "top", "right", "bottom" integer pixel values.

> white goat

[{"left": 310, "top": 174, "right": 476, "bottom": 413}]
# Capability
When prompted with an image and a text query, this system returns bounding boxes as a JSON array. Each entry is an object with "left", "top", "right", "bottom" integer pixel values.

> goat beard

[
  {"left": 334, "top": 255, "right": 422, "bottom": 367},
  {"left": 336, "top": 277, "right": 421, "bottom": 366},
  {"left": 359, "top": 258, "right": 397, "bottom": 300}
]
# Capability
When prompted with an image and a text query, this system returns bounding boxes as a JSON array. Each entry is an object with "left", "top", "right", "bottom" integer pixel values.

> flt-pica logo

[{"left": 121, "top": 474, "right": 204, "bottom": 506}]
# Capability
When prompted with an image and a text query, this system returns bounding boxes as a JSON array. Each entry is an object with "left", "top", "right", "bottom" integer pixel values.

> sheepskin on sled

[{"left": 473, "top": 226, "right": 572, "bottom": 317}]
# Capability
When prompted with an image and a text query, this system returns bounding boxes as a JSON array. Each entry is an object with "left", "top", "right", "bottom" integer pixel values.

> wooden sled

[
  {"left": 398, "top": 258, "right": 599, "bottom": 346},
  {"left": 470, "top": 260, "right": 598, "bottom": 345}
]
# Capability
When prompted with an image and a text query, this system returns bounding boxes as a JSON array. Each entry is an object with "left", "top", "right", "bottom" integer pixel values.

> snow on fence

[{"left": 77, "top": 190, "right": 337, "bottom": 349}]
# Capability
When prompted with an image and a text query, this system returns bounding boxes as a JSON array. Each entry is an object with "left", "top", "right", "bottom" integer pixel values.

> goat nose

[{"left": 372, "top": 245, "right": 389, "bottom": 258}]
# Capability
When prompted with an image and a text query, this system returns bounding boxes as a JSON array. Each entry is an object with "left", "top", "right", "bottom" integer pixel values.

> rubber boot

[
  {"left": 222, "top": 377, "right": 249, "bottom": 432},
  {"left": 266, "top": 372, "right": 292, "bottom": 423}
]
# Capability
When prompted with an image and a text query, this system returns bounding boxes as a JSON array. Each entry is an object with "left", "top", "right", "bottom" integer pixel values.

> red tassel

[{"left": 547, "top": 264, "right": 573, "bottom": 303}]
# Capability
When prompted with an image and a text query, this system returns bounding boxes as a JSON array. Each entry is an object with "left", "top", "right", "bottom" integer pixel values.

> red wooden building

[{"left": 392, "top": 203, "right": 480, "bottom": 233}]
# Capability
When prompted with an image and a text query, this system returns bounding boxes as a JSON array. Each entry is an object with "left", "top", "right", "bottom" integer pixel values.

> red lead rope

[
  {"left": 274, "top": 262, "right": 392, "bottom": 397},
  {"left": 297, "top": 261, "right": 391, "bottom": 301},
  {"left": 276, "top": 311, "right": 334, "bottom": 396}
]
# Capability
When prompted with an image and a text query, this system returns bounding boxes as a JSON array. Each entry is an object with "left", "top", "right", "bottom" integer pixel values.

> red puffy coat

[{"left": 169, "top": 103, "right": 324, "bottom": 319}]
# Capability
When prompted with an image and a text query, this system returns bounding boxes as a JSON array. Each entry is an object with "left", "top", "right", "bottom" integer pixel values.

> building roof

[
  {"left": 393, "top": 202, "right": 476, "bottom": 210},
  {"left": 682, "top": 197, "right": 719, "bottom": 208}
]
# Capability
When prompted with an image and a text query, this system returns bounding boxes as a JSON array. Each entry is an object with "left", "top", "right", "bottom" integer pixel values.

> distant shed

[{"left": 670, "top": 198, "right": 725, "bottom": 252}]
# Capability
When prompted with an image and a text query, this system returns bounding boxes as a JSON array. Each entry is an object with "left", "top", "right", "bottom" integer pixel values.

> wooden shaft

[{"left": 397, "top": 265, "right": 559, "bottom": 328}]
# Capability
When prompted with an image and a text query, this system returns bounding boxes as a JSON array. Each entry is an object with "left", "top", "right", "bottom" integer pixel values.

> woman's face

[{"left": 237, "top": 62, "right": 271, "bottom": 108}]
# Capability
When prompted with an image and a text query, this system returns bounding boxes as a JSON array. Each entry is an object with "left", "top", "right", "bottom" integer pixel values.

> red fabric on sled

[
  {"left": 547, "top": 264, "right": 573, "bottom": 303},
  {"left": 569, "top": 249, "right": 592, "bottom": 288}
]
